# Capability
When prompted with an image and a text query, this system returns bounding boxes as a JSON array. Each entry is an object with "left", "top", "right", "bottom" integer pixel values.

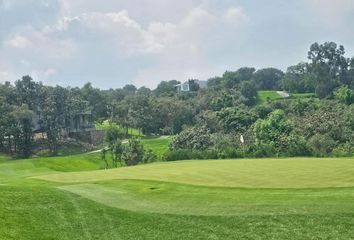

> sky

[{"left": 1, "top": 0, "right": 354, "bottom": 89}]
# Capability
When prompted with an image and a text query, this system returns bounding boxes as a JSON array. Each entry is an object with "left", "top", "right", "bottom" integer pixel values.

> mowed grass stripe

[
  {"left": 59, "top": 180, "right": 354, "bottom": 216},
  {"left": 36, "top": 158, "right": 354, "bottom": 188},
  {"left": 2, "top": 185, "right": 354, "bottom": 239}
]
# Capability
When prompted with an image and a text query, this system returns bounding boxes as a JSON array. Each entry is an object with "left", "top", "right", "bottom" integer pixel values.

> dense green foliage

[
  {"left": 2, "top": 41, "right": 354, "bottom": 159},
  {"left": 103, "top": 126, "right": 157, "bottom": 167}
]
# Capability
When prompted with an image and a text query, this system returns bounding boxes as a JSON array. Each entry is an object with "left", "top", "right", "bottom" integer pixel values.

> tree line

[{"left": 1, "top": 41, "right": 354, "bottom": 159}]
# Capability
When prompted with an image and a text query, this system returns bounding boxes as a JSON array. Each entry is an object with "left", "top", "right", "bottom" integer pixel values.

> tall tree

[
  {"left": 282, "top": 62, "right": 314, "bottom": 93},
  {"left": 253, "top": 68, "right": 284, "bottom": 90},
  {"left": 14, "top": 75, "right": 43, "bottom": 111},
  {"left": 237, "top": 67, "right": 256, "bottom": 81},
  {"left": 42, "top": 87, "right": 69, "bottom": 155},
  {"left": 11, "top": 104, "right": 34, "bottom": 158},
  {"left": 122, "top": 84, "right": 137, "bottom": 95},
  {"left": 81, "top": 82, "right": 108, "bottom": 120},
  {"left": 240, "top": 81, "right": 258, "bottom": 106},
  {"left": 154, "top": 80, "right": 179, "bottom": 96},
  {"left": 308, "top": 42, "right": 349, "bottom": 98},
  {"left": 222, "top": 71, "right": 241, "bottom": 89}
]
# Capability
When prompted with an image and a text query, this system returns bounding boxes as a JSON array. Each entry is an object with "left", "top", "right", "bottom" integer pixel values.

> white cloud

[
  {"left": 223, "top": 7, "right": 250, "bottom": 23},
  {"left": 47, "top": 11, "right": 165, "bottom": 55},
  {"left": 5, "top": 27, "right": 76, "bottom": 63},
  {"left": 53, "top": 16, "right": 80, "bottom": 31},
  {"left": 1, "top": 2, "right": 251, "bottom": 87},
  {"left": 66, "top": 6, "right": 249, "bottom": 87},
  {"left": 47, "top": 6, "right": 249, "bottom": 58},
  {"left": 131, "top": 6, "right": 251, "bottom": 87},
  {"left": 181, "top": 7, "right": 216, "bottom": 27},
  {"left": 6, "top": 35, "right": 32, "bottom": 48}
]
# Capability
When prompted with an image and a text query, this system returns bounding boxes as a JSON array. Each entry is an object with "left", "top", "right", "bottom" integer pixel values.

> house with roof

[{"left": 175, "top": 80, "right": 207, "bottom": 93}]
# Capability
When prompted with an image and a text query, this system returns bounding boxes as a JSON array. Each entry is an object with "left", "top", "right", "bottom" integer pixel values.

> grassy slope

[
  {"left": 257, "top": 91, "right": 282, "bottom": 104},
  {"left": 141, "top": 136, "right": 171, "bottom": 159},
  {"left": 96, "top": 120, "right": 143, "bottom": 136},
  {"left": 0, "top": 153, "right": 101, "bottom": 183},
  {"left": 2, "top": 155, "right": 354, "bottom": 239},
  {"left": 258, "top": 91, "right": 315, "bottom": 105}
]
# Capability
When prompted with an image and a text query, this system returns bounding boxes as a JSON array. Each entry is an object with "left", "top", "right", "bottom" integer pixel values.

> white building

[{"left": 175, "top": 80, "right": 207, "bottom": 92}]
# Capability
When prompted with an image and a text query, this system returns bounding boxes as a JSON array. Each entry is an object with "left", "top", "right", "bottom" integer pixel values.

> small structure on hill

[
  {"left": 31, "top": 110, "right": 104, "bottom": 145},
  {"left": 175, "top": 79, "right": 207, "bottom": 93}
]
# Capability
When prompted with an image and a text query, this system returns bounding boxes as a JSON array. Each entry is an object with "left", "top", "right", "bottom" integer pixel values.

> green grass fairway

[
  {"left": 0, "top": 153, "right": 101, "bottom": 183},
  {"left": 141, "top": 136, "right": 171, "bottom": 159},
  {"left": 2, "top": 156, "right": 354, "bottom": 239},
  {"left": 36, "top": 158, "right": 354, "bottom": 188},
  {"left": 0, "top": 154, "right": 10, "bottom": 163},
  {"left": 257, "top": 91, "right": 283, "bottom": 104}
]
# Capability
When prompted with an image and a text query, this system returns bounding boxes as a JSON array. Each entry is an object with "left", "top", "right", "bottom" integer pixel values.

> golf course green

[{"left": 1, "top": 154, "right": 354, "bottom": 239}]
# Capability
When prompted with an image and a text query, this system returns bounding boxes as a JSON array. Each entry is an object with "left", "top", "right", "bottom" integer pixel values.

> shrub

[
  {"left": 121, "top": 137, "right": 145, "bottom": 166},
  {"left": 254, "top": 110, "right": 307, "bottom": 156},
  {"left": 170, "top": 125, "right": 213, "bottom": 151},
  {"left": 308, "top": 134, "right": 336, "bottom": 157},
  {"left": 249, "top": 142, "right": 276, "bottom": 158},
  {"left": 143, "top": 149, "right": 157, "bottom": 163},
  {"left": 332, "top": 143, "right": 354, "bottom": 157},
  {"left": 334, "top": 85, "right": 354, "bottom": 105},
  {"left": 105, "top": 123, "right": 123, "bottom": 147}
]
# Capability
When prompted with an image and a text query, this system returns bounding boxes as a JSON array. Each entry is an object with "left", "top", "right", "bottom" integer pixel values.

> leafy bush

[
  {"left": 334, "top": 85, "right": 354, "bottom": 105},
  {"left": 216, "top": 106, "right": 257, "bottom": 133},
  {"left": 102, "top": 137, "right": 157, "bottom": 167},
  {"left": 332, "top": 143, "right": 354, "bottom": 157},
  {"left": 170, "top": 125, "right": 213, "bottom": 151},
  {"left": 308, "top": 134, "right": 336, "bottom": 157},
  {"left": 105, "top": 123, "right": 124, "bottom": 147},
  {"left": 248, "top": 142, "right": 276, "bottom": 158},
  {"left": 143, "top": 149, "right": 157, "bottom": 163},
  {"left": 254, "top": 110, "right": 307, "bottom": 156},
  {"left": 121, "top": 137, "right": 146, "bottom": 166}
]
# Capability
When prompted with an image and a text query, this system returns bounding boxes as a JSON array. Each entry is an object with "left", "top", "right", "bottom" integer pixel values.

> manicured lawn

[
  {"left": 257, "top": 91, "right": 283, "bottom": 104},
  {"left": 36, "top": 158, "right": 354, "bottom": 188},
  {"left": 60, "top": 180, "right": 354, "bottom": 216},
  {"left": 141, "top": 136, "right": 171, "bottom": 159},
  {"left": 0, "top": 153, "right": 101, "bottom": 183},
  {"left": 95, "top": 120, "right": 144, "bottom": 136},
  {"left": 0, "top": 154, "right": 10, "bottom": 163},
  {"left": 1, "top": 155, "right": 354, "bottom": 239},
  {"left": 3, "top": 185, "right": 354, "bottom": 240}
]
